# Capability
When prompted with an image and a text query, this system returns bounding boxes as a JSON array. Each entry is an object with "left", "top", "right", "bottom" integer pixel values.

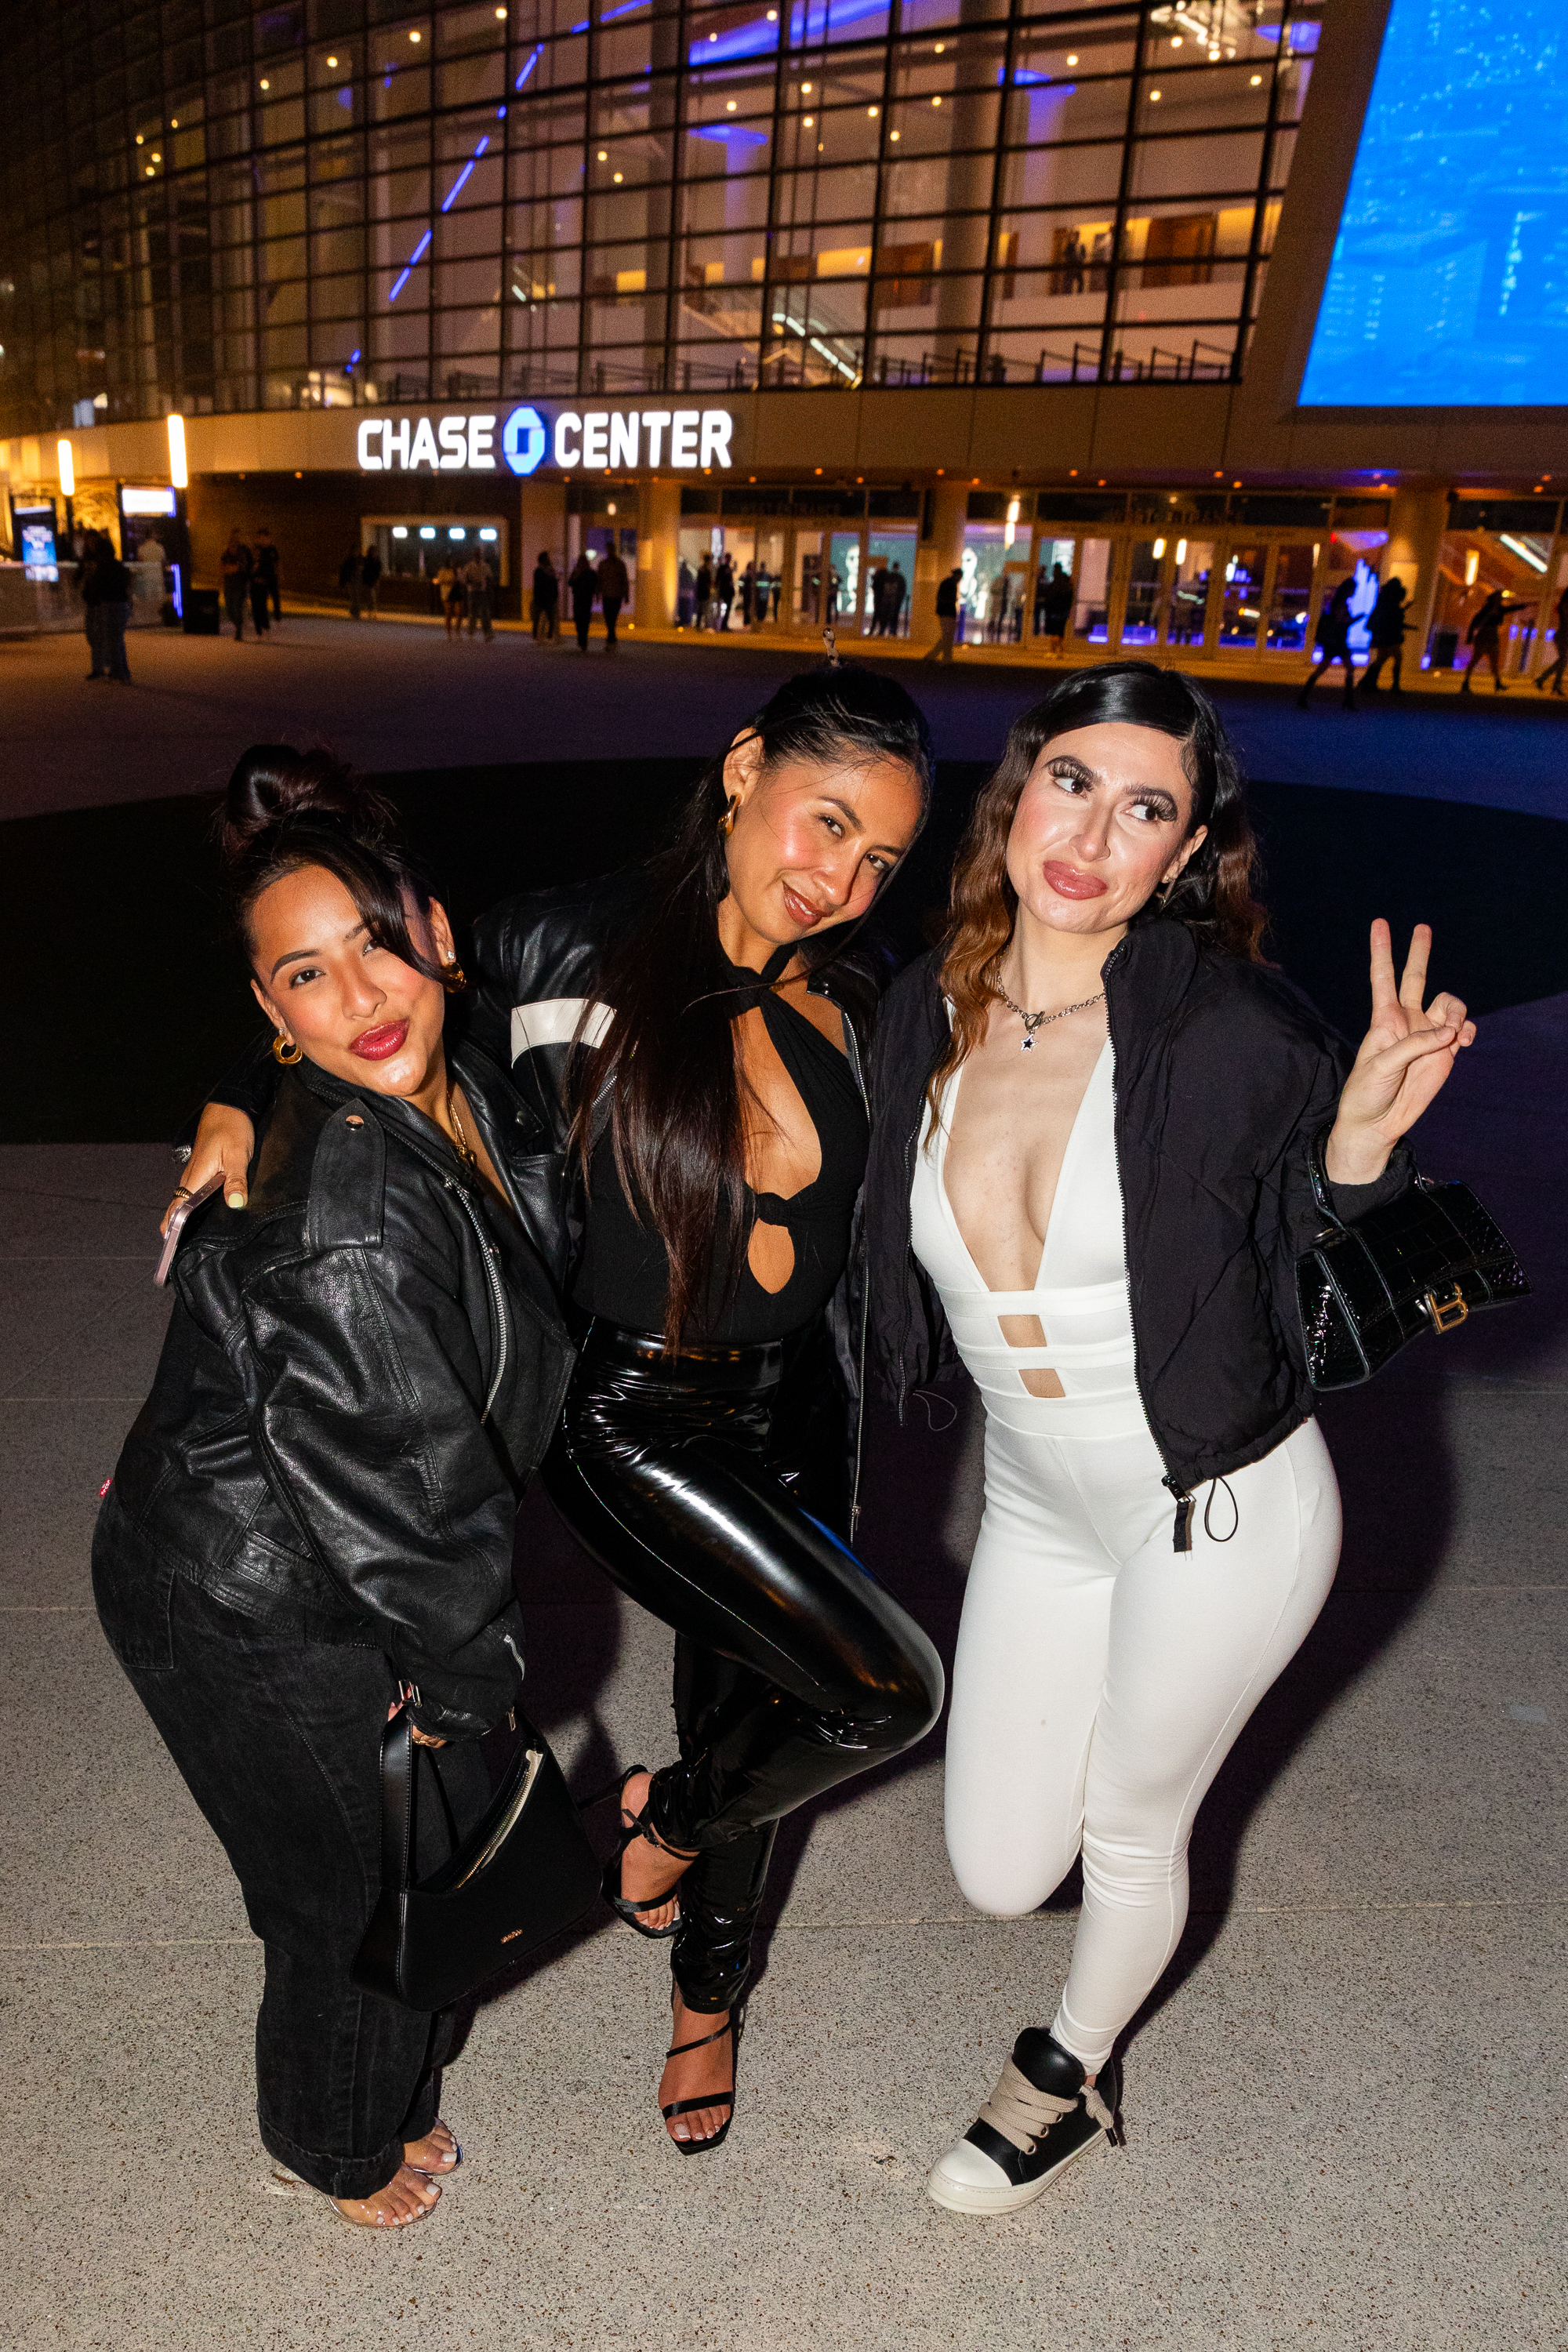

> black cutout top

[{"left": 572, "top": 943, "right": 869, "bottom": 1342}]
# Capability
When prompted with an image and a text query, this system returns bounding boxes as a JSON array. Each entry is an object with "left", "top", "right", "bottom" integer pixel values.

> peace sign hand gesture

[{"left": 1323, "top": 921, "right": 1476, "bottom": 1187}]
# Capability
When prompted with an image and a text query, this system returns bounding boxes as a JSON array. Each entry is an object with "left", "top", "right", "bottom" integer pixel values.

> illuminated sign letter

[
  {"left": 641, "top": 410, "right": 672, "bottom": 466},
  {"left": 502, "top": 406, "right": 546, "bottom": 475},
  {"left": 468, "top": 413, "right": 497, "bottom": 469},
  {"left": 383, "top": 418, "right": 411, "bottom": 469},
  {"left": 554, "top": 411, "right": 583, "bottom": 468},
  {"left": 670, "top": 409, "right": 700, "bottom": 467},
  {"left": 581, "top": 411, "right": 610, "bottom": 467},
  {"left": 437, "top": 416, "right": 469, "bottom": 470},
  {"left": 609, "top": 412, "right": 639, "bottom": 468},
  {"left": 408, "top": 416, "right": 441, "bottom": 470},
  {"left": 357, "top": 419, "right": 385, "bottom": 470},
  {"left": 699, "top": 410, "right": 733, "bottom": 470}
]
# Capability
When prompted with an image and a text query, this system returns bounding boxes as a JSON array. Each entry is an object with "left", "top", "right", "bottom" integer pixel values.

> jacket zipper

[
  {"left": 816, "top": 972, "right": 872, "bottom": 1541},
  {"left": 1103, "top": 940, "right": 1193, "bottom": 1553},
  {"left": 445, "top": 1176, "right": 510, "bottom": 1421}
]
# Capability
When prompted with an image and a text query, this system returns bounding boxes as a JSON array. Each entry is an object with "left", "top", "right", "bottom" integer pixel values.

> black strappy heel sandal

[
  {"left": 601, "top": 1766, "right": 695, "bottom": 1941},
  {"left": 661, "top": 2005, "right": 743, "bottom": 2154}
]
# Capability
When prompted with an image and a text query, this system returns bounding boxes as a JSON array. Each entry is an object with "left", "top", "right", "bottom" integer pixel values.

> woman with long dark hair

[
  {"left": 177, "top": 666, "right": 945, "bottom": 2153},
  {"left": 110, "top": 750, "right": 575, "bottom": 2227},
  {"left": 863, "top": 661, "right": 1473, "bottom": 2216}
]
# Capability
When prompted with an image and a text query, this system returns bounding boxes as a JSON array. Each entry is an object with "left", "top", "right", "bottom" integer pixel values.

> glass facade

[{"left": 0, "top": 0, "right": 1321, "bottom": 433}]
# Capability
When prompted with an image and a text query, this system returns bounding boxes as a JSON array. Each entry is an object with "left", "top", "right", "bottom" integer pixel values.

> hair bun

[{"left": 217, "top": 744, "right": 394, "bottom": 869}]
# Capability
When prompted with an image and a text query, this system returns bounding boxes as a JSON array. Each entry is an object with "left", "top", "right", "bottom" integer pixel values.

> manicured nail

[{"left": 227, "top": 1190, "right": 245, "bottom": 1207}]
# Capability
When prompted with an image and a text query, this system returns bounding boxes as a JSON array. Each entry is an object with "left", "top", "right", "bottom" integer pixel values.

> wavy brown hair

[{"left": 927, "top": 662, "right": 1265, "bottom": 1131}]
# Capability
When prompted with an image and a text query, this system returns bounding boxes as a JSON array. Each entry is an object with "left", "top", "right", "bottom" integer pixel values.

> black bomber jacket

[
  {"left": 863, "top": 918, "right": 1413, "bottom": 1537},
  {"left": 110, "top": 1045, "right": 575, "bottom": 1737}
]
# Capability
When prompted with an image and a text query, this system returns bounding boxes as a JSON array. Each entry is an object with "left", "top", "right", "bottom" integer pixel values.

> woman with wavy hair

[{"left": 863, "top": 661, "right": 1473, "bottom": 2216}]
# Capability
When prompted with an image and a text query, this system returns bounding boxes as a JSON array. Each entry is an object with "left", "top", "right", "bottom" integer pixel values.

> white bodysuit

[{"left": 912, "top": 1040, "right": 1341, "bottom": 2069}]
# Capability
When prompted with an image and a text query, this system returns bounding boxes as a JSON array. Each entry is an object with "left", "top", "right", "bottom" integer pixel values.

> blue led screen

[{"left": 1299, "top": 0, "right": 1568, "bottom": 407}]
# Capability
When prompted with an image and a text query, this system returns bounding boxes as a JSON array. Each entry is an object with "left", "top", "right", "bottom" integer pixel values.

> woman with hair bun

[
  {"left": 862, "top": 662, "right": 1475, "bottom": 2216},
  {"left": 97, "top": 746, "right": 575, "bottom": 2227},
  {"left": 180, "top": 666, "right": 946, "bottom": 2154}
]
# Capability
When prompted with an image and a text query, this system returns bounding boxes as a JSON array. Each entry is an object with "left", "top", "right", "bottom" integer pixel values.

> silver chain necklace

[{"left": 989, "top": 981, "right": 1106, "bottom": 1052}]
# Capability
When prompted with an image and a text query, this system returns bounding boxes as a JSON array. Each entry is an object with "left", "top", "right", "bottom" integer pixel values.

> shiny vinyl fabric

[{"left": 544, "top": 1319, "right": 943, "bottom": 2010}]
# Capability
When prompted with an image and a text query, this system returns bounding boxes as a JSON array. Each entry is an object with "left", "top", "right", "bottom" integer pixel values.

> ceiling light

[
  {"left": 170, "top": 118, "right": 178, "bottom": 127},
  {"left": 260, "top": 78, "right": 269, "bottom": 89},
  {"left": 1250, "top": 72, "right": 1261, "bottom": 84},
  {"left": 1171, "top": 33, "right": 1182, "bottom": 44},
  {"left": 804, "top": 114, "right": 813, "bottom": 125},
  {"left": 327, "top": 54, "right": 338, "bottom": 66},
  {"left": 136, "top": 133, "right": 143, "bottom": 143},
  {"left": 409, "top": 28, "right": 421, "bottom": 41},
  {"left": 934, "top": 41, "right": 944, "bottom": 53},
  {"left": 1066, "top": 53, "right": 1078, "bottom": 65},
  {"left": 727, "top": 99, "right": 737, "bottom": 110},
  {"left": 931, "top": 93, "right": 942, "bottom": 106},
  {"left": 1149, "top": 89, "right": 1161, "bottom": 100},
  {"left": 598, "top": 147, "right": 608, "bottom": 158},
  {"left": 868, "top": 105, "right": 877, "bottom": 116},
  {"left": 613, "top": 170, "right": 622, "bottom": 180},
  {"left": 392, "top": 524, "right": 408, "bottom": 537},
  {"left": 890, "top": 129, "right": 899, "bottom": 140},
  {"left": 802, "top": 80, "right": 811, "bottom": 91},
  {"left": 419, "top": 525, "right": 437, "bottom": 539}
]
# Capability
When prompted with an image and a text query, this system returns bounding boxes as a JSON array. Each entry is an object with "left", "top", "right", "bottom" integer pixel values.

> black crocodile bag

[
  {"left": 353, "top": 1705, "right": 600, "bottom": 2013},
  {"left": 1296, "top": 1139, "right": 1529, "bottom": 1390}
]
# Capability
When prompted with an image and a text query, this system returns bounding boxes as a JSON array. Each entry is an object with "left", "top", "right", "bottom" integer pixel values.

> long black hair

[
  {"left": 216, "top": 743, "right": 449, "bottom": 983},
  {"left": 573, "top": 663, "right": 935, "bottom": 1350}
]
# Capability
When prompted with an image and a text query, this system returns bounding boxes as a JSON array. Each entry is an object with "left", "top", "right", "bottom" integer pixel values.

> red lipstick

[
  {"left": 781, "top": 884, "right": 826, "bottom": 930},
  {"left": 1044, "top": 861, "right": 1109, "bottom": 901},
  {"left": 350, "top": 1021, "right": 409, "bottom": 1062}
]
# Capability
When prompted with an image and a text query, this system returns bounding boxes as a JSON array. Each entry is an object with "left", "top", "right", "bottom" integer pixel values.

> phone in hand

[{"left": 154, "top": 1171, "right": 223, "bottom": 1287}]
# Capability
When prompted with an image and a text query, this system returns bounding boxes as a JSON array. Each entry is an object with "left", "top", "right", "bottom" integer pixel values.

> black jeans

[
  {"left": 543, "top": 1320, "right": 943, "bottom": 2012},
  {"left": 93, "top": 1499, "right": 491, "bottom": 2200}
]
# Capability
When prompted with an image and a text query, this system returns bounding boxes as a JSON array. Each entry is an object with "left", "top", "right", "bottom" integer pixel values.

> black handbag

[
  {"left": 352, "top": 1704, "right": 601, "bottom": 2013},
  {"left": 1296, "top": 1139, "right": 1529, "bottom": 1390}
]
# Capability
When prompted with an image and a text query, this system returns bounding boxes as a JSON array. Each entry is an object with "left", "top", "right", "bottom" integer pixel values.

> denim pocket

[{"left": 91, "top": 1496, "right": 177, "bottom": 1673}]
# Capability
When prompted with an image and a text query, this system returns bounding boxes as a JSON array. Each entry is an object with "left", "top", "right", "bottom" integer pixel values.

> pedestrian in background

[
  {"left": 462, "top": 551, "right": 494, "bottom": 641},
  {"left": 569, "top": 549, "right": 598, "bottom": 651},
  {"left": 82, "top": 531, "right": 133, "bottom": 682},
  {"left": 597, "top": 540, "right": 629, "bottom": 648},
  {"left": 223, "top": 532, "right": 253, "bottom": 641},
  {"left": 715, "top": 553, "right": 735, "bottom": 630},
  {"left": 361, "top": 544, "right": 383, "bottom": 619},
  {"left": 252, "top": 528, "right": 283, "bottom": 627},
  {"left": 1535, "top": 577, "right": 1568, "bottom": 697},
  {"left": 434, "top": 560, "right": 459, "bottom": 638},
  {"left": 694, "top": 555, "right": 713, "bottom": 630},
  {"left": 532, "top": 550, "right": 559, "bottom": 641},
  {"left": 339, "top": 548, "right": 363, "bottom": 621},
  {"left": 1360, "top": 576, "right": 1410, "bottom": 695},
  {"left": 884, "top": 560, "right": 908, "bottom": 638},
  {"left": 926, "top": 565, "right": 961, "bottom": 662},
  {"left": 1461, "top": 586, "right": 1530, "bottom": 695},
  {"left": 677, "top": 557, "right": 695, "bottom": 627},
  {"left": 1297, "top": 576, "right": 1358, "bottom": 710},
  {"left": 81, "top": 529, "right": 110, "bottom": 680},
  {"left": 248, "top": 549, "right": 273, "bottom": 638}
]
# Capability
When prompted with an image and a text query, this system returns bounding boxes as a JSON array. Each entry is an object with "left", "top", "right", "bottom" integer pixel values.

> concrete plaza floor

[
  {"left": 5, "top": 982, "right": 1564, "bottom": 2349},
  {"left": 4, "top": 610, "right": 1568, "bottom": 823}
]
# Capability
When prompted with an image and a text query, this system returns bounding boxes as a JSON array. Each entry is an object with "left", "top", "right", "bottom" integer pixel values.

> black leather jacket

[
  {"left": 863, "top": 920, "right": 1413, "bottom": 1530},
  {"left": 112, "top": 1046, "right": 575, "bottom": 1737},
  {"left": 205, "top": 868, "right": 890, "bottom": 1528}
]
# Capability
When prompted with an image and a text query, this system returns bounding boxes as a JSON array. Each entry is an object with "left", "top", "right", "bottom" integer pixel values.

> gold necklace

[{"left": 446, "top": 1080, "right": 478, "bottom": 1169}]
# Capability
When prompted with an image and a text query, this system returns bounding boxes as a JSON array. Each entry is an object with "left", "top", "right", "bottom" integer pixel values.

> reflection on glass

[
  {"left": 1073, "top": 539, "right": 1112, "bottom": 643},
  {"left": 828, "top": 530, "right": 861, "bottom": 622},
  {"left": 1120, "top": 539, "right": 1163, "bottom": 646},
  {"left": 1165, "top": 539, "right": 1213, "bottom": 645},
  {"left": 1265, "top": 545, "right": 1315, "bottom": 653},
  {"left": 1033, "top": 537, "right": 1075, "bottom": 642},
  {"left": 864, "top": 530, "right": 915, "bottom": 637},
  {"left": 795, "top": 528, "right": 825, "bottom": 624},
  {"left": 1218, "top": 545, "right": 1264, "bottom": 648}
]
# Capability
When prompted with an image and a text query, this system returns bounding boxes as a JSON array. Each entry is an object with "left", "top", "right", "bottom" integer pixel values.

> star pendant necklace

[{"left": 989, "top": 976, "right": 1105, "bottom": 1053}]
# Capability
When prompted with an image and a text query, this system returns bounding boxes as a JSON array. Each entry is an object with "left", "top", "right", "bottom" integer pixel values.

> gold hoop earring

[
  {"left": 271, "top": 1032, "right": 303, "bottom": 1065},
  {"left": 719, "top": 795, "right": 739, "bottom": 838},
  {"left": 441, "top": 960, "right": 468, "bottom": 992}
]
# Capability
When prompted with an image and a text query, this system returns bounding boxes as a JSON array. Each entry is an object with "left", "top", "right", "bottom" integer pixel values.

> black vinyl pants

[
  {"left": 93, "top": 1499, "right": 491, "bottom": 2200},
  {"left": 543, "top": 1319, "right": 944, "bottom": 2013}
]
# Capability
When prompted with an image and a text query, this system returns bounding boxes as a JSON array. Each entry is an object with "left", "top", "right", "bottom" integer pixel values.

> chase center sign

[{"left": 356, "top": 402, "right": 735, "bottom": 476}]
